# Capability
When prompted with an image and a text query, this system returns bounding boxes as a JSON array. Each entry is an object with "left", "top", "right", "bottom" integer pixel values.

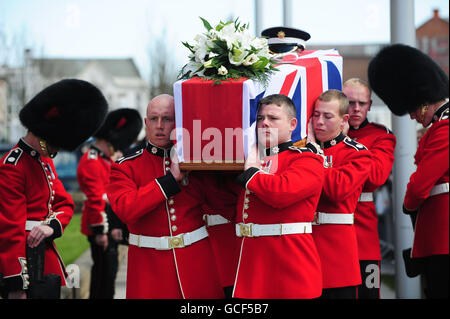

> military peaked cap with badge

[
  {"left": 368, "top": 44, "right": 449, "bottom": 116},
  {"left": 261, "top": 26, "right": 311, "bottom": 54},
  {"left": 94, "top": 108, "right": 143, "bottom": 152},
  {"left": 19, "top": 79, "right": 108, "bottom": 151}
]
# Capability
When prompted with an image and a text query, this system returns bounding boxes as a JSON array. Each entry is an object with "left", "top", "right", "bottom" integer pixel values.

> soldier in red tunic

[
  {"left": 309, "top": 89, "right": 372, "bottom": 299},
  {"left": 77, "top": 108, "right": 142, "bottom": 299},
  {"left": 0, "top": 79, "right": 107, "bottom": 299},
  {"left": 343, "top": 78, "right": 396, "bottom": 299},
  {"left": 106, "top": 94, "right": 227, "bottom": 299},
  {"left": 369, "top": 44, "right": 449, "bottom": 298},
  {"left": 232, "top": 94, "right": 325, "bottom": 299}
]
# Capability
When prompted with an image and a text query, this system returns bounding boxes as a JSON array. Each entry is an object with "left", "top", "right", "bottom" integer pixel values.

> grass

[{"left": 54, "top": 213, "right": 89, "bottom": 265}]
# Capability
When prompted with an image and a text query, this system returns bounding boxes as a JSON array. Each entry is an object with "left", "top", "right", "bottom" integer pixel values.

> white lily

[
  {"left": 243, "top": 53, "right": 259, "bottom": 66},
  {"left": 218, "top": 65, "right": 228, "bottom": 75}
]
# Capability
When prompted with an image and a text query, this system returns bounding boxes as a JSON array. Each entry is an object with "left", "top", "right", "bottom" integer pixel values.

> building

[
  {"left": 416, "top": 9, "right": 449, "bottom": 75},
  {"left": 1, "top": 51, "right": 150, "bottom": 143}
]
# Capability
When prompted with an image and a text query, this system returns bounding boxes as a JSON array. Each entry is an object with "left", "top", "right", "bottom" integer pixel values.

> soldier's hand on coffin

[
  {"left": 306, "top": 118, "right": 316, "bottom": 144},
  {"left": 170, "top": 148, "right": 186, "bottom": 182},
  {"left": 95, "top": 234, "right": 108, "bottom": 251},
  {"left": 245, "top": 144, "right": 261, "bottom": 170},
  {"left": 27, "top": 225, "right": 54, "bottom": 248},
  {"left": 8, "top": 290, "right": 27, "bottom": 299}
]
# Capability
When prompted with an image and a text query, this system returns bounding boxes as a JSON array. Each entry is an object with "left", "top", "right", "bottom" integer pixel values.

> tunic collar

[
  {"left": 261, "top": 141, "right": 293, "bottom": 157},
  {"left": 90, "top": 145, "right": 109, "bottom": 159},
  {"left": 18, "top": 138, "right": 40, "bottom": 159},
  {"left": 146, "top": 141, "right": 172, "bottom": 158},
  {"left": 317, "top": 132, "right": 346, "bottom": 149},
  {"left": 432, "top": 100, "right": 449, "bottom": 123},
  {"left": 349, "top": 118, "right": 369, "bottom": 130}
]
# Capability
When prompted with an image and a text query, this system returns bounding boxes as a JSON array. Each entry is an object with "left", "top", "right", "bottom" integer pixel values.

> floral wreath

[{"left": 179, "top": 17, "right": 278, "bottom": 85}]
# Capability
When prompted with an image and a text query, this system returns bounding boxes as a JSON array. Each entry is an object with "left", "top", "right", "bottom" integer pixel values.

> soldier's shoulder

[
  {"left": 344, "top": 136, "right": 368, "bottom": 151},
  {"left": 370, "top": 122, "right": 394, "bottom": 135},
  {"left": 116, "top": 149, "right": 144, "bottom": 164},
  {"left": 2, "top": 147, "right": 24, "bottom": 166}
]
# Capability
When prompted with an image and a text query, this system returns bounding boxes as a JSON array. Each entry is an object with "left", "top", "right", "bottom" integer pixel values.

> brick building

[{"left": 416, "top": 9, "right": 449, "bottom": 75}]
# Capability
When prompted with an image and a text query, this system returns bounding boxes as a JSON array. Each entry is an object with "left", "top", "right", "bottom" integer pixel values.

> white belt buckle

[
  {"left": 240, "top": 223, "right": 254, "bottom": 237},
  {"left": 168, "top": 235, "right": 185, "bottom": 249}
]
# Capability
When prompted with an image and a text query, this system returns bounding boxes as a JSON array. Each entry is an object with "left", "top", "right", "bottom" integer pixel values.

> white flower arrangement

[{"left": 179, "top": 17, "right": 278, "bottom": 85}]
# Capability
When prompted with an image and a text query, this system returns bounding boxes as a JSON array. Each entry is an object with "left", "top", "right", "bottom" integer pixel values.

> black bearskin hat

[
  {"left": 368, "top": 44, "right": 449, "bottom": 116},
  {"left": 19, "top": 79, "right": 108, "bottom": 151},
  {"left": 94, "top": 108, "right": 143, "bottom": 152}
]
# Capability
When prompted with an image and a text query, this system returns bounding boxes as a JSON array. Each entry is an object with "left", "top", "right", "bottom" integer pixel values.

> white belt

[
  {"left": 203, "top": 214, "right": 230, "bottom": 227},
  {"left": 25, "top": 220, "right": 44, "bottom": 231},
  {"left": 358, "top": 192, "right": 374, "bottom": 202},
  {"left": 429, "top": 183, "right": 449, "bottom": 197},
  {"left": 312, "top": 212, "right": 354, "bottom": 225},
  {"left": 235, "top": 222, "right": 312, "bottom": 238},
  {"left": 129, "top": 226, "right": 208, "bottom": 250}
]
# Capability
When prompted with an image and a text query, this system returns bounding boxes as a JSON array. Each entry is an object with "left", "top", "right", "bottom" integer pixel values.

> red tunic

[
  {"left": 404, "top": 105, "right": 449, "bottom": 258},
  {"left": 0, "top": 139, "right": 74, "bottom": 291},
  {"left": 313, "top": 134, "right": 372, "bottom": 289},
  {"left": 106, "top": 143, "right": 224, "bottom": 299},
  {"left": 232, "top": 142, "right": 325, "bottom": 299},
  {"left": 201, "top": 178, "right": 239, "bottom": 289},
  {"left": 77, "top": 146, "right": 112, "bottom": 236},
  {"left": 348, "top": 120, "right": 396, "bottom": 260}
]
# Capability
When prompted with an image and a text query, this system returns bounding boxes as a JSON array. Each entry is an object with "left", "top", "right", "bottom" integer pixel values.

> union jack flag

[{"left": 173, "top": 49, "right": 342, "bottom": 165}]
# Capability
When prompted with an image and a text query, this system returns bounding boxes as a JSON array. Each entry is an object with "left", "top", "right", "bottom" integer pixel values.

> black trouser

[
  {"left": 319, "top": 286, "right": 358, "bottom": 299},
  {"left": 422, "top": 254, "right": 449, "bottom": 299},
  {"left": 358, "top": 260, "right": 381, "bottom": 299},
  {"left": 87, "top": 235, "right": 119, "bottom": 299}
]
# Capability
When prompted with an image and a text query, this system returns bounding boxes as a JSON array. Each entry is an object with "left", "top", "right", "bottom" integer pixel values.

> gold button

[
  {"left": 165, "top": 167, "right": 170, "bottom": 171},
  {"left": 169, "top": 208, "right": 175, "bottom": 214},
  {"left": 172, "top": 225, "right": 177, "bottom": 232},
  {"left": 243, "top": 213, "right": 248, "bottom": 219},
  {"left": 244, "top": 204, "right": 249, "bottom": 210},
  {"left": 171, "top": 215, "right": 177, "bottom": 221},
  {"left": 244, "top": 198, "right": 250, "bottom": 203},
  {"left": 165, "top": 161, "right": 170, "bottom": 165},
  {"left": 168, "top": 199, "right": 174, "bottom": 205},
  {"left": 245, "top": 190, "right": 251, "bottom": 195}
]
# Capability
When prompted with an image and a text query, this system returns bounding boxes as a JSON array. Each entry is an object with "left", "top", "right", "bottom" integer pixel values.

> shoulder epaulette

[
  {"left": 371, "top": 122, "right": 394, "bottom": 134},
  {"left": 344, "top": 136, "right": 367, "bottom": 151},
  {"left": 116, "top": 149, "right": 144, "bottom": 164},
  {"left": 87, "top": 149, "right": 98, "bottom": 160},
  {"left": 3, "top": 148, "right": 23, "bottom": 165}
]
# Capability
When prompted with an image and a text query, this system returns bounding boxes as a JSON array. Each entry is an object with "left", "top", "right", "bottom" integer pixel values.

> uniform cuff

[
  {"left": 46, "top": 218, "right": 63, "bottom": 241},
  {"left": 156, "top": 171, "right": 181, "bottom": 199},
  {"left": 235, "top": 167, "right": 261, "bottom": 189}
]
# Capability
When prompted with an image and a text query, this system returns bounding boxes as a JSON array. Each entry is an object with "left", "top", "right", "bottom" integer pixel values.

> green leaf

[{"left": 200, "top": 17, "right": 213, "bottom": 31}]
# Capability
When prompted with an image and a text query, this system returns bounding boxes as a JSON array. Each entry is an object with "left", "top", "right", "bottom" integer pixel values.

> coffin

[{"left": 173, "top": 49, "right": 343, "bottom": 170}]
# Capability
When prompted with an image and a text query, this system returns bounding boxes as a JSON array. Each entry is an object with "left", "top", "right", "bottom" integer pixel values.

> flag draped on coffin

[{"left": 173, "top": 49, "right": 342, "bottom": 166}]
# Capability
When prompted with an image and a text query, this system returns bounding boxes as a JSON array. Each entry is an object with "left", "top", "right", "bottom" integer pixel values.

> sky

[{"left": 0, "top": 0, "right": 448, "bottom": 80}]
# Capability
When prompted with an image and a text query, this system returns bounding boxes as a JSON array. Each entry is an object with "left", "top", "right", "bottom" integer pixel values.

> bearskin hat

[
  {"left": 368, "top": 44, "right": 449, "bottom": 116},
  {"left": 94, "top": 108, "right": 143, "bottom": 152},
  {"left": 19, "top": 79, "right": 108, "bottom": 151}
]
